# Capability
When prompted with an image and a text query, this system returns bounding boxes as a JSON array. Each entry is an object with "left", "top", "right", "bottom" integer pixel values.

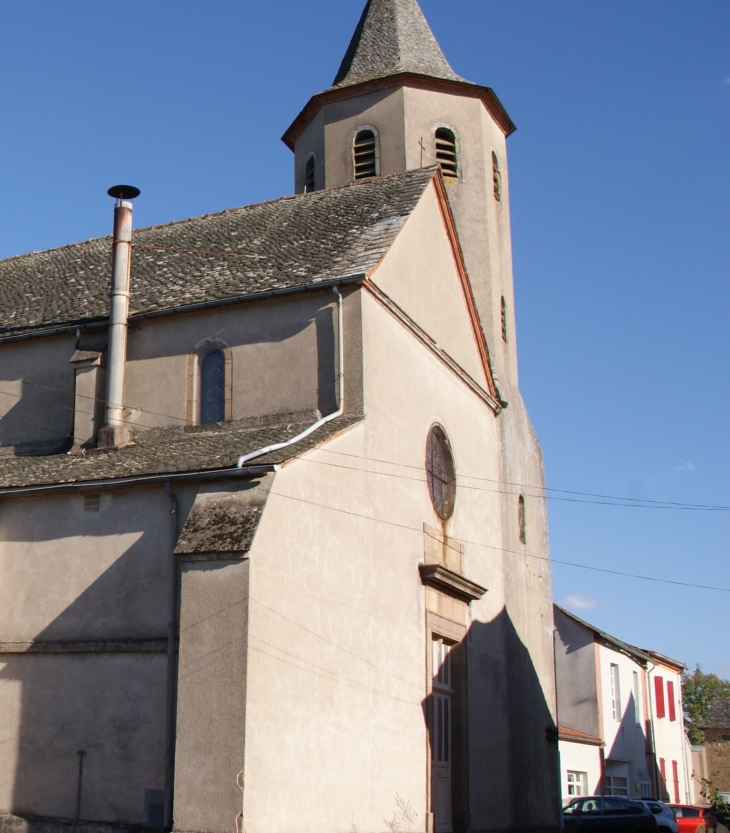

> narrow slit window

[
  {"left": 304, "top": 155, "right": 316, "bottom": 192},
  {"left": 518, "top": 494, "right": 526, "bottom": 544},
  {"left": 200, "top": 349, "right": 225, "bottom": 424},
  {"left": 353, "top": 129, "right": 378, "bottom": 179},
  {"left": 501, "top": 296, "right": 508, "bottom": 342},
  {"left": 435, "top": 128, "right": 457, "bottom": 177},
  {"left": 492, "top": 151, "right": 502, "bottom": 202}
]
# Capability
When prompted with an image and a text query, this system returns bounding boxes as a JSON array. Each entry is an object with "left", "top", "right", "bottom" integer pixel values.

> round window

[{"left": 426, "top": 425, "right": 456, "bottom": 520}]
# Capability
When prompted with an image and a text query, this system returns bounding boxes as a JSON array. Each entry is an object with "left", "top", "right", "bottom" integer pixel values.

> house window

[
  {"left": 492, "top": 151, "right": 501, "bottom": 202},
  {"left": 654, "top": 676, "right": 666, "bottom": 718},
  {"left": 567, "top": 771, "right": 587, "bottom": 797},
  {"left": 304, "top": 155, "right": 316, "bottom": 192},
  {"left": 426, "top": 425, "right": 456, "bottom": 520},
  {"left": 200, "top": 349, "right": 225, "bottom": 424},
  {"left": 667, "top": 680, "right": 676, "bottom": 722},
  {"left": 435, "top": 128, "right": 458, "bottom": 177},
  {"left": 633, "top": 670, "right": 641, "bottom": 725},
  {"left": 518, "top": 495, "right": 526, "bottom": 544},
  {"left": 84, "top": 493, "right": 100, "bottom": 513},
  {"left": 605, "top": 776, "right": 629, "bottom": 797},
  {"left": 501, "top": 296, "right": 508, "bottom": 342},
  {"left": 353, "top": 129, "right": 378, "bottom": 179},
  {"left": 610, "top": 664, "right": 622, "bottom": 721}
]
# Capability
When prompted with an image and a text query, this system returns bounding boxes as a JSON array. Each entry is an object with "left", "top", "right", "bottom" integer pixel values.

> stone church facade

[{"left": 0, "top": 2, "right": 560, "bottom": 833}]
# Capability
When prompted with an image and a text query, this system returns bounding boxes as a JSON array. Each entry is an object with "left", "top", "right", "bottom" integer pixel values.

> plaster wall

[
  {"left": 401, "top": 87, "right": 518, "bottom": 389},
  {"left": 173, "top": 559, "right": 250, "bottom": 833},
  {"left": 558, "top": 740, "right": 602, "bottom": 802},
  {"left": 0, "top": 484, "right": 197, "bottom": 824},
  {"left": 240, "top": 287, "right": 558, "bottom": 833},
  {"left": 554, "top": 609, "right": 599, "bottom": 738},
  {"left": 294, "top": 85, "right": 519, "bottom": 391},
  {"left": 647, "top": 663, "right": 690, "bottom": 803},
  {"left": 370, "top": 182, "right": 488, "bottom": 386},
  {"left": 125, "top": 292, "right": 340, "bottom": 429},
  {"left": 0, "top": 335, "right": 76, "bottom": 450},
  {"left": 318, "top": 87, "right": 407, "bottom": 189},
  {"left": 596, "top": 644, "right": 652, "bottom": 795}
]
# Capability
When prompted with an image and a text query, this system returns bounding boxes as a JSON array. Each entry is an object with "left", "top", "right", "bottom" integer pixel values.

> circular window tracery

[{"left": 426, "top": 425, "right": 456, "bottom": 520}]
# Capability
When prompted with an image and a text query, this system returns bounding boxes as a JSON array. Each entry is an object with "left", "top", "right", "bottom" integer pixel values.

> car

[
  {"left": 667, "top": 805, "right": 707, "bottom": 833},
  {"left": 563, "top": 795, "right": 659, "bottom": 832},
  {"left": 632, "top": 800, "right": 679, "bottom": 833}
]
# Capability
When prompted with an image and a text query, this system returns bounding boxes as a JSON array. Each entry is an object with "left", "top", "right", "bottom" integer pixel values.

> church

[{"left": 0, "top": 2, "right": 560, "bottom": 833}]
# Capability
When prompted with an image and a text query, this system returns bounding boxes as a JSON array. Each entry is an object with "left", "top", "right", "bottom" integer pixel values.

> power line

[{"left": 266, "top": 488, "right": 730, "bottom": 594}]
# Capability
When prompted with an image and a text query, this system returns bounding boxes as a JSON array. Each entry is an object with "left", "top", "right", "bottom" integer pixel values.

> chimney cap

[{"left": 107, "top": 185, "right": 140, "bottom": 200}]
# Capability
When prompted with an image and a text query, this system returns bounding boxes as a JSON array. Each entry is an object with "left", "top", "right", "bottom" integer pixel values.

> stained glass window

[
  {"left": 200, "top": 349, "right": 225, "bottom": 424},
  {"left": 426, "top": 425, "right": 456, "bottom": 520}
]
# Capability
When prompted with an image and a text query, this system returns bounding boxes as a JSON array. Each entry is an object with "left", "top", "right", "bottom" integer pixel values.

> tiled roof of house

[
  {"left": 332, "top": 0, "right": 463, "bottom": 88},
  {"left": 0, "top": 168, "right": 436, "bottom": 339},
  {"left": 700, "top": 697, "right": 730, "bottom": 729},
  {"left": 0, "top": 415, "right": 363, "bottom": 491}
]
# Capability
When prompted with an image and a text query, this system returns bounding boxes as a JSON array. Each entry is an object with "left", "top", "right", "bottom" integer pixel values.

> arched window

[
  {"left": 492, "top": 151, "right": 502, "bottom": 202},
  {"left": 426, "top": 425, "right": 456, "bottom": 520},
  {"left": 199, "top": 349, "right": 225, "bottom": 424},
  {"left": 304, "top": 155, "right": 316, "bottom": 193},
  {"left": 501, "top": 296, "right": 508, "bottom": 343},
  {"left": 518, "top": 494, "right": 526, "bottom": 544},
  {"left": 353, "top": 129, "right": 378, "bottom": 180},
  {"left": 435, "top": 128, "right": 458, "bottom": 178}
]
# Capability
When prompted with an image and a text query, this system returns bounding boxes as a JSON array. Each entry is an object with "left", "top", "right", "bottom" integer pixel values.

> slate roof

[
  {"left": 0, "top": 416, "right": 362, "bottom": 492},
  {"left": 0, "top": 168, "right": 436, "bottom": 339},
  {"left": 333, "top": 0, "right": 464, "bottom": 88},
  {"left": 700, "top": 697, "right": 730, "bottom": 729}
]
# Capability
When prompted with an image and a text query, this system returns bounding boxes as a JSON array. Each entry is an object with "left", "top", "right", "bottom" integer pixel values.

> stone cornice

[
  {"left": 418, "top": 563, "right": 487, "bottom": 603},
  {"left": 282, "top": 73, "right": 516, "bottom": 151}
]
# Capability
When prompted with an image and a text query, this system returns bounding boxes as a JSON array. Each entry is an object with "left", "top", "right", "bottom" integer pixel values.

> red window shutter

[
  {"left": 660, "top": 757, "right": 667, "bottom": 799},
  {"left": 672, "top": 760, "right": 680, "bottom": 803},
  {"left": 655, "top": 676, "right": 666, "bottom": 718},
  {"left": 667, "top": 680, "right": 676, "bottom": 722}
]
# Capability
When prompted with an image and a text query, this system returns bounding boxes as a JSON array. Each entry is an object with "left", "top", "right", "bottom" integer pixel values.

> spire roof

[{"left": 333, "top": 0, "right": 464, "bottom": 88}]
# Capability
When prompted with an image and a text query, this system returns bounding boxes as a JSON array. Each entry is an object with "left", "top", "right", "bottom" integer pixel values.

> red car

[{"left": 667, "top": 805, "right": 707, "bottom": 833}]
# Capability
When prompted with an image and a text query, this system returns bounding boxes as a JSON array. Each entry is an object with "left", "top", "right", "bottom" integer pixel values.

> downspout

[
  {"left": 164, "top": 481, "right": 180, "bottom": 831},
  {"left": 236, "top": 285, "right": 344, "bottom": 468},
  {"left": 103, "top": 185, "right": 139, "bottom": 446}
]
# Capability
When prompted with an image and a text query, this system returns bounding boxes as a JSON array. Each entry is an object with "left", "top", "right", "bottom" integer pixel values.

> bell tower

[{"left": 283, "top": 0, "right": 519, "bottom": 393}]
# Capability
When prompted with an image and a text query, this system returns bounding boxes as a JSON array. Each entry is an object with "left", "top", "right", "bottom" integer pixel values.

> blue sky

[{"left": 1, "top": 2, "right": 728, "bottom": 676}]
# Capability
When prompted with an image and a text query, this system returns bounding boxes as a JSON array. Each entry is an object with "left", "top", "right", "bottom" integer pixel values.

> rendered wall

[
  {"left": 0, "top": 484, "right": 196, "bottom": 824},
  {"left": 240, "top": 284, "right": 559, "bottom": 833},
  {"left": 554, "top": 609, "right": 599, "bottom": 738}
]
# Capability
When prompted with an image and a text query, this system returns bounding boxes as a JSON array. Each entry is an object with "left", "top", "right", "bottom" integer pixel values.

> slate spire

[{"left": 333, "top": 0, "right": 462, "bottom": 88}]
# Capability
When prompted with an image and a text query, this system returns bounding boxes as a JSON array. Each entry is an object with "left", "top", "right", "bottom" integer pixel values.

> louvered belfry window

[
  {"left": 200, "top": 349, "right": 225, "bottom": 424},
  {"left": 426, "top": 425, "right": 456, "bottom": 520},
  {"left": 353, "top": 129, "right": 378, "bottom": 179},
  {"left": 304, "top": 155, "right": 315, "bottom": 192},
  {"left": 435, "top": 128, "right": 458, "bottom": 177}
]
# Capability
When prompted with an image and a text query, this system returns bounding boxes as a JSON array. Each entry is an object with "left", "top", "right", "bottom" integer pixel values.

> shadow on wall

[
  {"left": 423, "top": 608, "right": 561, "bottom": 833},
  {"left": 603, "top": 690, "right": 656, "bottom": 800},
  {"left": 0, "top": 518, "right": 171, "bottom": 825}
]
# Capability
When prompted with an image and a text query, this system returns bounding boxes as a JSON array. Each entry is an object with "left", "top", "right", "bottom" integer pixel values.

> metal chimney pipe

[{"left": 104, "top": 185, "right": 140, "bottom": 443}]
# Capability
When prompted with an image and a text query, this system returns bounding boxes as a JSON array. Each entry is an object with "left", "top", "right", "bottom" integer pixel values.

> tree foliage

[{"left": 681, "top": 665, "right": 730, "bottom": 744}]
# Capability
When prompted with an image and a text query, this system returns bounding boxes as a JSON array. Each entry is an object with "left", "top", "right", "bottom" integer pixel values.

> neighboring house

[
  {"left": 698, "top": 698, "right": 730, "bottom": 799},
  {"left": 0, "top": 3, "right": 561, "bottom": 833},
  {"left": 555, "top": 606, "right": 692, "bottom": 805}
]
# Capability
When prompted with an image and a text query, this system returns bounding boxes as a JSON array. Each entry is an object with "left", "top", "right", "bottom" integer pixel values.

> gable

[{"left": 368, "top": 177, "right": 497, "bottom": 397}]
